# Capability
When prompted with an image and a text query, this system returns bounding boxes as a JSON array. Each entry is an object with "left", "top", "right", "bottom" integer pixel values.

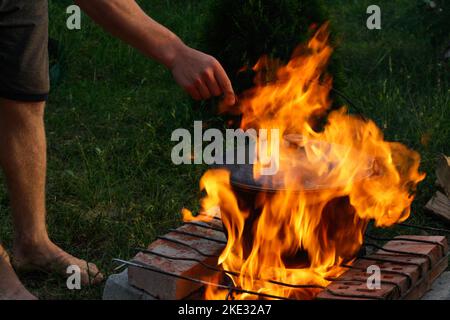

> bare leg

[
  {"left": 0, "top": 100, "right": 48, "bottom": 247},
  {"left": 0, "top": 244, "right": 36, "bottom": 299},
  {"left": 0, "top": 98, "right": 103, "bottom": 290}
]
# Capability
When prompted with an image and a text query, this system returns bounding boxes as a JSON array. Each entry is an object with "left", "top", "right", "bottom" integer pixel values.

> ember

[{"left": 183, "top": 23, "right": 426, "bottom": 300}]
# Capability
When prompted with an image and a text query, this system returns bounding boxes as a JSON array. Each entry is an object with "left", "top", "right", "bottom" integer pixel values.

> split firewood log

[
  {"left": 425, "top": 191, "right": 450, "bottom": 222},
  {"left": 436, "top": 154, "right": 450, "bottom": 197},
  {"left": 425, "top": 155, "right": 450, "bottom": 223}
]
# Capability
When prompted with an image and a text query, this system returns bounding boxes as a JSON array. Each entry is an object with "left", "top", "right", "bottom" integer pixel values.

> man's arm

[{"left": 75, "top": 0, "right": 235, "bottom": 105}]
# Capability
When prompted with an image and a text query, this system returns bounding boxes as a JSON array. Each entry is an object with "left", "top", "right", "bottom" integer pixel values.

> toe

[
  {"left": 79, "top": 261, "right": 103, "bottom": 286},
  {"left": 86, "top": 262, "right": 103, "bottom": 284}
]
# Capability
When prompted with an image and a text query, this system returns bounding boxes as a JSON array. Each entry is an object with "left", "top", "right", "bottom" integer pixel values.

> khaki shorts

[{"left": 0, "top": 0, "right": 49, "bottom": 102}]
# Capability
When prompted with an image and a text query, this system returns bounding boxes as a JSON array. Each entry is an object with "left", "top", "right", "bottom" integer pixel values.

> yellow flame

[{"left": 185, "top": 23, "right": 425, "bottom": 299}]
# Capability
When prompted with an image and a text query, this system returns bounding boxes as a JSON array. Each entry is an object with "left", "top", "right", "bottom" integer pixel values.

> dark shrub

[
  {"left": 203, "top": 0, "right": 332, "bottom": 93},
  {"left": 201, "top": 0, "right": 348, "bottom": 128},
  {"left": 419, "top": 0, "right": 450, "bottom": 59}
]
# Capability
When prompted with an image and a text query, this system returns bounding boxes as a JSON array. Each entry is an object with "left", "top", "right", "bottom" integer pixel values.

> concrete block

[
  {"left": 103, "top": 269, "right": 157, "bottom": 300},
  {"left": 422, "top": 271, "right": 450, "bottom": 300}
]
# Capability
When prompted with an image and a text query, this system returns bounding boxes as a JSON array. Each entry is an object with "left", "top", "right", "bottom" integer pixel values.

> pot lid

[{"left": 220, "top": 135, "right": 376, "bottom": 193}]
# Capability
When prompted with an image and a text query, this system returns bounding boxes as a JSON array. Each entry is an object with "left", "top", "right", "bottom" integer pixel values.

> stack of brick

[{"left": 317, "top": 235, "right": 448, "bottom": 300}]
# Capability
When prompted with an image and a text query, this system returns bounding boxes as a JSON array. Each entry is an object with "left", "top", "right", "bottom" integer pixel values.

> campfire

[
  {"left": 112, "top": 24, "right": 448, "bottom": 301},
  {"left": 181, "top": 23, "right": 426, "bottom": 299}
]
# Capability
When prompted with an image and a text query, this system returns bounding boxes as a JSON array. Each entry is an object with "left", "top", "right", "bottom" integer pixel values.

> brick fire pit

[{"left": 103, "top": 214, "right": 449, "bottom": 300}]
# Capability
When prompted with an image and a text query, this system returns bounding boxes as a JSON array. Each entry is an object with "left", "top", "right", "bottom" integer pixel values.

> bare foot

[
  {"left": 0, "top": 245, "right": 37, "bottom": 300},
  {"left": 12, "top": 240, "right": 103, "bottom": 286}
]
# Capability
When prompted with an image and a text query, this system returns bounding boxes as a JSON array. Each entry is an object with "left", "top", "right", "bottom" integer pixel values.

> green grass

[{"left": 0, "top": 0, "right": 448, "bottom": 299}]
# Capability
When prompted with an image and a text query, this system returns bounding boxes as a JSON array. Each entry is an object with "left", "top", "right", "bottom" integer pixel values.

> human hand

[{"left": 170, "top": 45, "right": 236, "bottom": 106}]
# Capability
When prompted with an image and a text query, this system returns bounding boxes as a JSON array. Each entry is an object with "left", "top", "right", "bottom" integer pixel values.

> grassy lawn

[{"left": 0, "top": 0, "right": 448, "bottom": 299}]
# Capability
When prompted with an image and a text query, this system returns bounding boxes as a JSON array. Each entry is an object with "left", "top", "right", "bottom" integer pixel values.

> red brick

[
  {"left": 128, "top": 222, "right": 226, "bottom": 300},
  {"left": 403, "top": 254, "right": 448, "bottom": 300},
  {"left": 380, "top": 236, "right": 447, "bottom": 270}
]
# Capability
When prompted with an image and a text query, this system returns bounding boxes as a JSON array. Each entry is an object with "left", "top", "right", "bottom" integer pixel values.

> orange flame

[{"left": 183, "top": 23, "right": 425, "bottom": 299}]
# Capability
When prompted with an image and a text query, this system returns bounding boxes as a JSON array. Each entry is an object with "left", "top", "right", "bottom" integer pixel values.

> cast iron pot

[{"left": 215, "top": 138, "right": 373, "bottom": 267}]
